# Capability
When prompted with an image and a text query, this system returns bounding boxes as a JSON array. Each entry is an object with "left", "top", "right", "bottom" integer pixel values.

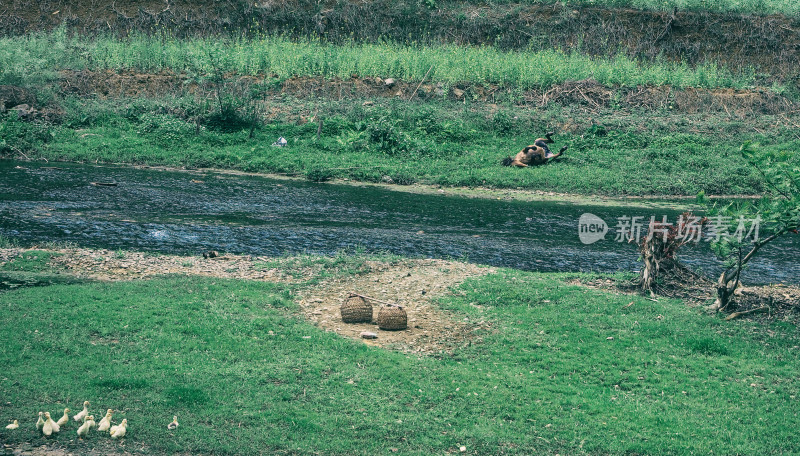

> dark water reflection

[{"left": 1, "top": 160, "right": 797, "bottom": 284}]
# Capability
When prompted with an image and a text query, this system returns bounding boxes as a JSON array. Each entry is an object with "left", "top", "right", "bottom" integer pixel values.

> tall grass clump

[
  {"left": 0, "top": 27, "right": 71, "bottom": 88},
  {"left": 0, "top": 32, "right": 754, "bottom": 91},
  {"left": 90, "top": 36, "right": 751, "bottom": 89}
]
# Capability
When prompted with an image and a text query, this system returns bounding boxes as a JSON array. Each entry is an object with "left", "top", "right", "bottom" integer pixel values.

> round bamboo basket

[
  {"left": 340, "top": 294, "right": 373, "bottom": 323},
  {"left": 376, "top": 305, "right": 408, "bottom": 331}
]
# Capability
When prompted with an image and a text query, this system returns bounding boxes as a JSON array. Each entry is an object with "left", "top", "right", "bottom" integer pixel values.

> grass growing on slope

[
  {"left": 0, "top": 30, "right": 755, "bottom": 91},
  {"left": 1, "top": 268, "right": 799, "bottom": 454}
]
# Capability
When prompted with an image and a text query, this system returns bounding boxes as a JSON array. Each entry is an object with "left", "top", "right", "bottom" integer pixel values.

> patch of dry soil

[
  {"left": 296, "top": 259, "right": 495, "bottom": 355},
  {"left": 41, "top": 248, "right": 293, "bottom": 282}
]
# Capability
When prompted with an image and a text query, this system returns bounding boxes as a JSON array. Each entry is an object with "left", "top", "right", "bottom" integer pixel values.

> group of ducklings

[{"left": 4, "top": 401, "right": 128, "bottom": 439}]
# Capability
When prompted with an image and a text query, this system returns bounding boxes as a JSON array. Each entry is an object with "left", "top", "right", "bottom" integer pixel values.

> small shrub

[
  {"left": 491, "top": 110, "right": 515, "bottom": 134},
  {"left": 203, "top": 102, "right": 255, "bottom": 133},
  {"left": 586, "top": 123, "right": 607, "bottom": 136},
  {"left": 390, "top": 170, "right": 417, "bottom": 185},
  {"left": 137, "top": 113, "right": 199, "bottom": 147},
  {"left": 305, "top": 166, "right": 335, "bottom": 182},
  {"left": 0, "top": 113, "right": 51, "bottom": 155},
  {"left": 365, "top": 116, "right": 411, "bottom": 155},
  {"left": 339, "top": 115, "right": 417, "bottom": 156}
]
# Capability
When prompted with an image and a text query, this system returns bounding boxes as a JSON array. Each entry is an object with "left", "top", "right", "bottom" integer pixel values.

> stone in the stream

[{"left": 361, "top": 331, "right": 378, "bottom": 339}]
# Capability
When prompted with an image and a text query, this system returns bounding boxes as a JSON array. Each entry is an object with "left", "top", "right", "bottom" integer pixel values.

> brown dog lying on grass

[{"left": 502, "top": 132, "right": 568, "bottom": 167}]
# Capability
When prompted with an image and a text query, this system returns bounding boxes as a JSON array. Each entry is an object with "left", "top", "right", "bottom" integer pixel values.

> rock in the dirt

[
  {"left": 417, "top": 84, "right": 433, "bottom": 96},
  {"left": 384, "top": 78, "right": 396, "bottom": 87},
  {"left": 0, "top": 85, "right": 36, "bottom": 113},
  {"left": 361, "top": 331, "right": 378, "bottom": 339},
  {"left": 452, "top": 88, "right": 465, "bottom": 98},
  {"left": 10, "top": 104, "right": 35, "bottom": 119}
]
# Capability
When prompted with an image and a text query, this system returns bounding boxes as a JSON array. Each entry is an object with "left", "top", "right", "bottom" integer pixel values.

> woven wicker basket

[
  {"left": 376, "top": 305, "right": 408, "bottom": 331},
  {"left": 340, "top": 294, "right": 373, "bottom": 323}
]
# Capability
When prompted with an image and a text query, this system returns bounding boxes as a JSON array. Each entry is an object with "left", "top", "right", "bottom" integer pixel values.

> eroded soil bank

[{"left": 55, "top": 70, "right": 798, "bottom": 116}]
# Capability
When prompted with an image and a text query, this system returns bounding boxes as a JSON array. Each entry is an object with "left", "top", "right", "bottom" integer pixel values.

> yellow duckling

[
  {"left": 56, "top": 408, "right": 70, "bottom": 427},
  {"left": 5, "top": 420, "right": 19, "bottom": 429},
  {"left": 109, "top": 418, "right": 127, "bottom": 439},
  {"left": 42, "top": 412, "right": 59, "bottom": 436},
  {"left": 76, "top": 415, "right": 95, "bottom": 438},
  {"left": 167, "top": 415, "right": 179, "bottom": 430},
  {"left": 96, "top": 409, "right": 113, "bottom": 432},
  {"left": 73, "top": 401, "right": 89, "bottom": 422},
  {"left": 36, "top": 412, "right": 44, "bottom": 431}
]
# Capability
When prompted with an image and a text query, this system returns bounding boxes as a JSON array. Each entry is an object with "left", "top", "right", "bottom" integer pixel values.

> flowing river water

[{"left": 1, "top": 160, "right": 797, "bottom": 285}]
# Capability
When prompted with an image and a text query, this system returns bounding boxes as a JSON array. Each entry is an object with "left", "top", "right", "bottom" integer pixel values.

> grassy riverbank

[
  {"left": 4, "top": 94, "right": 798, "bottom": 196},
  {"left": 1, "top": 250, "right": 799, "bottom": 454},
  {"left": 2, "top": 24, "right": 799, "bottom": 197}
]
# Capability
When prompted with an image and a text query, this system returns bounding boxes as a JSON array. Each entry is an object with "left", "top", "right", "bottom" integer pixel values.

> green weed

[{"left": 0, "top": 234, "right": 17, "bottom": 248}]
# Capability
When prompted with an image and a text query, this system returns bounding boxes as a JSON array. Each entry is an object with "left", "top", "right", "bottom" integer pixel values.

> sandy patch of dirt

[
  {"left": 296, "top": 259, "right": 495, "bottom": 355},
  {"left": 2, "top": 247, "right": 298, "bottom": 283}
]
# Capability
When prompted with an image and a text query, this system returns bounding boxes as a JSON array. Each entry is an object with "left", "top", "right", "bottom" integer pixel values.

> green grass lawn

[
  {"left": 1, "top": 265, "right": 798, "bottom": 454},
  {"left": 13, "top": 96, "right": 792, "bottom": 196}
]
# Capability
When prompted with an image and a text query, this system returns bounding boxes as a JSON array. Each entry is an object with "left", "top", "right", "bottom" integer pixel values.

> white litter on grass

[{"left": 271, "top": 137, "right": 288, "bottom": 147}]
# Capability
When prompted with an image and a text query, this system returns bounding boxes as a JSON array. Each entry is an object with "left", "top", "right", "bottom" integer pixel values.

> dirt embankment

[
  {"left": 56, "top": 69, "right": 798, "bottom": 116},
  {"left": 6, "top": 69, "right": 796, "bottom": 126},
  {"left": 2, "top": 0, "right": 799, "bottom": 82}
]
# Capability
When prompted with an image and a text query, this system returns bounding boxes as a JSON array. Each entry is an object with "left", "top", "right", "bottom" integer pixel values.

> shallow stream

[{"left": 1, "top": 160, "right": 797, "bottom": 284}]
